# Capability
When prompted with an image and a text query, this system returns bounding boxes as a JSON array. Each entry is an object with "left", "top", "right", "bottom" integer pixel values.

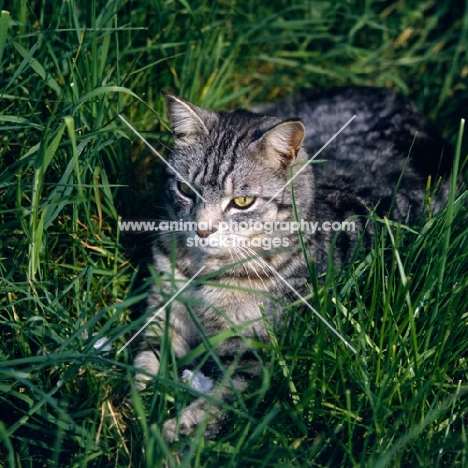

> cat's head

[{"left": 162, "top": 94, "right": 313, "bottom": 258}]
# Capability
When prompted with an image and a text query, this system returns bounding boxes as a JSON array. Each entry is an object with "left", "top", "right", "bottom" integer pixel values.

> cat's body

[{"left": 133, "top": 87, "right": 451, "bottom": 441}]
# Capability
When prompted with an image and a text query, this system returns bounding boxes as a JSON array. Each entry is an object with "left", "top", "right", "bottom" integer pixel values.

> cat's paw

[
  {"left": 162, "top": 417, "right": 180, "bottom": 443},
  {"left": 162, "top": 399, "right": 223, "bottom": 442},
  {"left": 162, "top": 412, "right": 199, "bottom": 442},
  {"left": 133, "top": 350, "right": 160, "bottom": 391}
]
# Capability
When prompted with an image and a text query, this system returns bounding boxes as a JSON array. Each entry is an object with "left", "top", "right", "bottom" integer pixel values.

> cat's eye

[
  {"left": 178, "top": 181, "right": 196, "bottom": 198},
  {"left": 231, "top": 196, "right": 256, "bottom": 209}
]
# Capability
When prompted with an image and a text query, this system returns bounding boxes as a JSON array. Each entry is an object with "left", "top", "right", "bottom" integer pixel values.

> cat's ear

[
  {"left": 164, "top": 93, "right": 211, "bottom": 143},
  {"left": 257, "top": 120, "right": 305, "bottom": 167}
]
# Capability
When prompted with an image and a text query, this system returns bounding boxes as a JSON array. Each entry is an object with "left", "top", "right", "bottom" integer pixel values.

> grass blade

[{"left": 0, "top": 10, "right": 10, "bottom": 64}]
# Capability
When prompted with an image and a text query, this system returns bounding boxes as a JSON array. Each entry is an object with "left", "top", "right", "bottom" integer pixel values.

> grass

[{"left": 0, "top": 0, "right": 467, "bottom": 466}]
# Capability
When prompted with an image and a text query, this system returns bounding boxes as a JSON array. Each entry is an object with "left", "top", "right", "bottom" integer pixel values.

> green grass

[{"left": 1, "top": 0, "right": 467, "bottom": 466}]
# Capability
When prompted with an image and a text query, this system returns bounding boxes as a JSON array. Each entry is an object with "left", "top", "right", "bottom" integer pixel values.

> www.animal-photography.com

[{"left": 1, "top": 1, "right": 467, "bottom": 467}]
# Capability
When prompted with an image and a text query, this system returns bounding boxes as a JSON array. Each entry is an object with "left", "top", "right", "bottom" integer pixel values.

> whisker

[
  {"left": 237, "top": 245, "right": 272, "bottom": 291},
  {"left": 242, "top": 245, "right": 288, "bottom": 295},
  {"left": 231, "top": 246, "right": 254, "bottom": 290}
]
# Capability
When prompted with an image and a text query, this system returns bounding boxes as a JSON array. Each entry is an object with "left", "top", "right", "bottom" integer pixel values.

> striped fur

[{"left": 134, "top": 88, "right": 451, "bottom": 441}]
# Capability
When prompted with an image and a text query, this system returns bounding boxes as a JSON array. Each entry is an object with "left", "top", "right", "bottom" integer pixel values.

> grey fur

[{"left": 133, "top": 87, "right": 451, "bottom": 441}]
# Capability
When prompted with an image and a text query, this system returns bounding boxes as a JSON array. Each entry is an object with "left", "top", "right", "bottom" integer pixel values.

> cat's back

[
  {"left": 257, "top": 87, "right": 451, "bottom": 173},
  {"left": 255, "top": 87, "right": 452, "bottom": 220}
]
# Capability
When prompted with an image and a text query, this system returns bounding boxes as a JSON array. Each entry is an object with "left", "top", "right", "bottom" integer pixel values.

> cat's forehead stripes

[
  {"left": 190, "top": 111, "right": 278, "bottom": 191},
  {"left": 199, "top": 127, "right": 238, "bottom": 186}
]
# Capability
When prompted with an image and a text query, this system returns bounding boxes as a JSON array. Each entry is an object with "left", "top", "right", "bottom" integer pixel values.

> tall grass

[{"left": 0, "top": 0, "right": 467, "bottom": 466}]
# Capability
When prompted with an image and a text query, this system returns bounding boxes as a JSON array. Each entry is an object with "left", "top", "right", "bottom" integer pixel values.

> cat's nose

[{"left": 196, "top": 228, "right": 217, "bottom": 238}]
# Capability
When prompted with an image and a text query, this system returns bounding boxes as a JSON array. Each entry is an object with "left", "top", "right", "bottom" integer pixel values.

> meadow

[{"left": 0, "top": 0, "right": 467, "bottom": 466}]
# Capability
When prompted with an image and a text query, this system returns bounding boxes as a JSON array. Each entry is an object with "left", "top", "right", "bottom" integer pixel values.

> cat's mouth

[
  {"left": 187, "top": 231, "right": 253, "bottom": 257},
  {"left": 192, "top": 233, "right": 230, "bottom": 256},
  {"left": 188, "top": 230, "right": 278, "bottom": 259},
  {"left": 198, "top": 237, "right": 224, "bottom": 251}
]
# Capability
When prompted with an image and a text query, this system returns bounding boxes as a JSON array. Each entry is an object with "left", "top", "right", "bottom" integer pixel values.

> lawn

[{"left": 0, "top": 0, "right": 467, "bottom": 466}]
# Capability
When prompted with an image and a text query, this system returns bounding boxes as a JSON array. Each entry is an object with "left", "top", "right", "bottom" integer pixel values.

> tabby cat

[{"left": 133, "top": 87, "right": 451, "bottom": 442}]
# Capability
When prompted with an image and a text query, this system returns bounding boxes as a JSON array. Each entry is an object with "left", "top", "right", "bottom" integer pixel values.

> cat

[{"left": 133, "top": 87, "right": 451, "bottom": 442}]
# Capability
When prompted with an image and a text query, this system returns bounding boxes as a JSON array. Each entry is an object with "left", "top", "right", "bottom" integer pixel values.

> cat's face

[{"left": 162, "top": 94, "right": 311, "bottom": 258}]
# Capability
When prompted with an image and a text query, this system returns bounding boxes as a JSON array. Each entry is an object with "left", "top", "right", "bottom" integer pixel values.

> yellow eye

[
  {"left": 178, "top": 182, "right": 196, "bottom": 197},
  {"left": 231, "top": 196, "right": 255, "bottom": 208}
]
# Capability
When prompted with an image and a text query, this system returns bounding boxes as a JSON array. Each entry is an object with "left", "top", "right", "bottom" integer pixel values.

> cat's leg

[
  {"left": 162, "top": 375, "right": 248, "bottom": 442},
  {"left": 162, "top": 340, "right": 263, "bottom": 441},
  {"left": 134, "top": 340, "right": 162, "bottom": 391},
  {"left": 134, "top": 322, "right": 193, "bottom": 390},
  {"left": 134, "top": 284, "right": 193, "bottom": 391}
]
